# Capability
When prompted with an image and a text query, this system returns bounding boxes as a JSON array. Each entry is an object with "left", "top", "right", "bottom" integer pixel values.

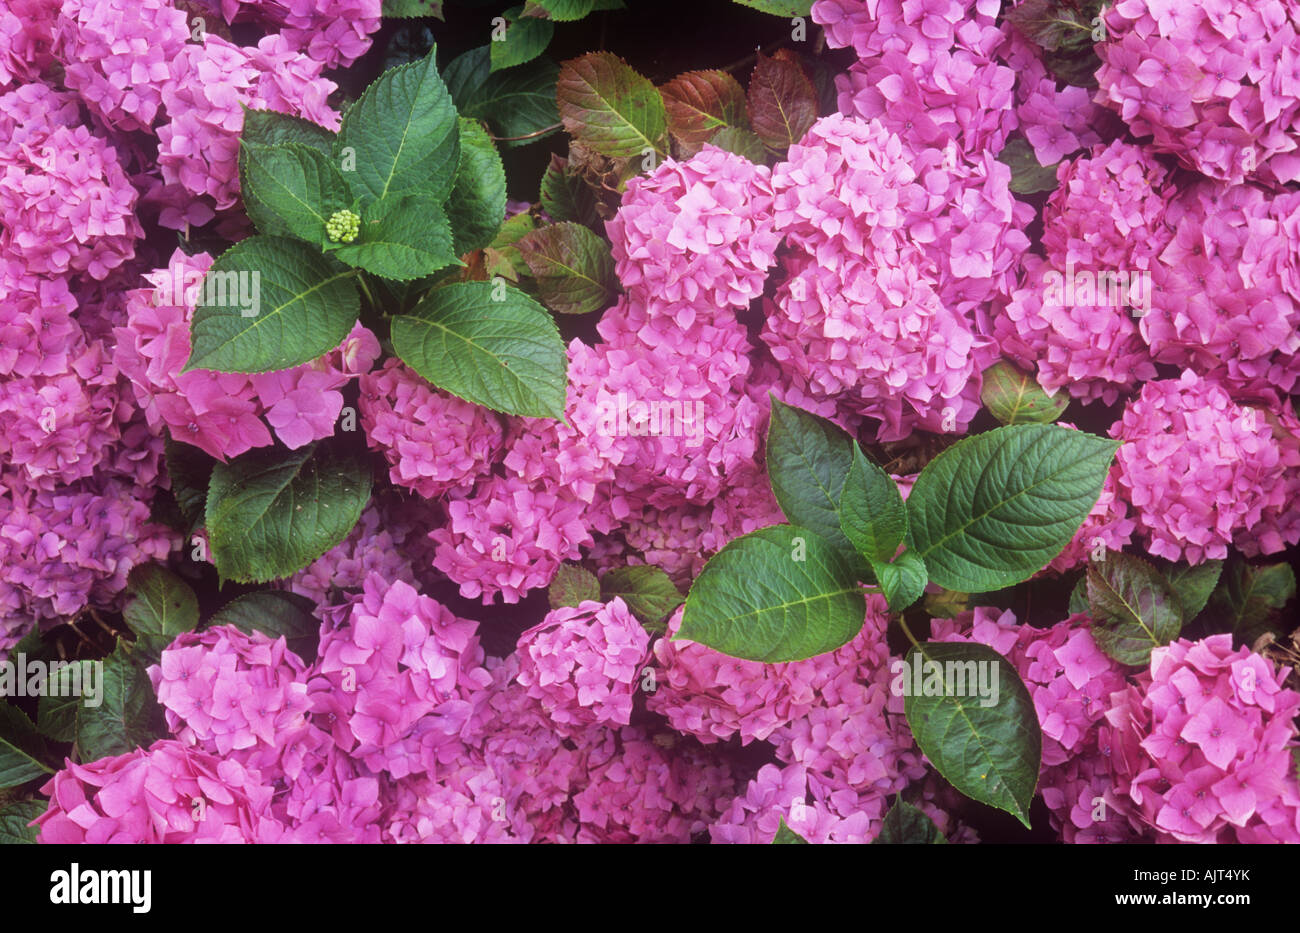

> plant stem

[{"left": 490, "top": 123, "right": 562, "bottom": 142}]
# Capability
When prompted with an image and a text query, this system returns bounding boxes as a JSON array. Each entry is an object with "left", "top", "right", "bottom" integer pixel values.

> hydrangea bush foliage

[{"left": 1, "top": 0, "right": 1299, "bottom": 846}]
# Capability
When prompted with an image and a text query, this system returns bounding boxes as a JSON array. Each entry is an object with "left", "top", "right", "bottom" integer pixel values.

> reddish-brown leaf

[
  {"left": 747, "top": 50, "right": 817, "bottom": 152},
  {"left": 660, "top": 69, "right": 748, "bottom": 145}
]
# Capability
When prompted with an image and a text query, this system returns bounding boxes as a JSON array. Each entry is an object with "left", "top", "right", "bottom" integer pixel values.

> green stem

[
  {"left": 898, "top": 615, "right": 922, "bottom": 651},
  {"left": 354, "top": 271, "right": 378, "bottom": 311}
]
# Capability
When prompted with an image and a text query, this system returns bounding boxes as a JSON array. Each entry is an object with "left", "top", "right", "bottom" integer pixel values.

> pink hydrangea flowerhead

[
  {"left": 53, "top": 0, "right": 191, "bottom": 131},
  {"left": 1110, "top": 371, "right": 1300, "bottom": 564},
  {"left": 1095, "top": 0, "right": 1300, "bottom": 184},
  {"left": 515, "top": 598, "right": 651, "bottom": 734},
  {"left": 148, "top": 625, "right": 312, "bottom": 762},
  {"left": 309, "top": 573, "right": 491, "bottom": 779},
  {"left": 607, "top": 144, "right": 781, "bottom": 313},
  {"left": 1102, "top": 634, "right": 1300, "bottom": 843},
  {"left": 34, "top": 740, "right": 278, "bottom": 843},
  {"left": 359, "top": 358, "right": 505, "bottom": 499}
]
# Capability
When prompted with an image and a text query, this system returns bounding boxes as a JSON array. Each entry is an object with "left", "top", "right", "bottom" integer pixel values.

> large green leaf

[
  {"left": 1085, "top": 553, "right": 1183, "bottom": 666},
  {"left": 516, "top": 222, "right": 619, "bottom": 314},
  {"left": 241, "top": 108, "right": 334, "bottom": 154},
  {"left": 1208, "top": 561, "right": 1296, "bottom": 644},
  {"left": 0, "top": 707, "right": 52, "bottom": 788},
  {"left": 557, "top": 52, "right": 667, "bottom": 159},
  {"left": 446, "top": 118, "right": 507, "bottom": 255},
  {"left": 122, "top": 564, "right": 199, "bottom": 643},
  {"left": 600, "top": 565, "right": 684, "bottom": 633},
  {"left": 734, "top": 0, "right": 813, "bottom": 14},
  {"left": 539, "top": 154, "right": 600, "bottom": 229},
  {"left": 524, "top": 0, "right": 595, "bottom": 19},
  {"left": 332, "top": 194, "right": 458, "bottom": 280},
  {"left": 206, "top": 443, "right": 372, "bottom": 584},
  {"left": 0, "top": 800, "right": 44, "bottom": 844},
  {"left": 906, "top": 424, "right": 1118, "bottom": 593},
  {"left": 765, "top": 398, "right": 856, "bottom": 561},
  {"left": 383, "top": 0, "right": 444, "bottom": 17},
  {"left": 491, "top": 5, "right": 554, "bottom": 71},
  {"left": 36, "top": 661, "right": 100, "bottom": 744},
  {"left": 772, "top": 817, "right": 810, "bottom": 843},
  {"left": 209, "top": 591, "right": 322, "bottom": 664},
  {"left": 240, "top": 141, "right": 351, "bottom": 243},
  {"left": 444, "top": 48, "right": 560, "bottom": 147},
  {"left": 902, "top": 642, "right": 1040, "bottom": 827},
  {"left": 391, "top": 281, "right": 567, "bottom": 420},
  {"left": 1161, "top": 559, "right": 1223, "bottom": 624},
  {"left": 998, "top": 136, "right": 1061, "bottom": 195},
  {"left": 873, "top": 550, "right": 927, "bottom": 614},
  {"left": 548, "top": 563, "right": 601, "bottom": 610},
  {"left": 75, "top": 645, "right": 166, "bottom": 761},
  {"left": 839, "top": 444, "right": 907, "bottom": 565},
  {"left": 980, "top": 361, "right": 1069, "bottom": 425},
  {"left": 165, "top": 437, "right": 214, "bottom": 531},
  {"left": 873, "top": 798, "right": 947, "bottom": 844},
  {"left": 184, "top": 236, "right": 360, "bottom": 374},
  {"left": 335, "top": 48, "right": 460, "bottom": 206},
  {"left": 676, "top": 525, "right": 865, "bottom": 662}
]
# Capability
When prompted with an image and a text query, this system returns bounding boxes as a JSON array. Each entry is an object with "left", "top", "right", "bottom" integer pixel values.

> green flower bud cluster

[{"left": 326, "top": 209, "right": 361, "bottom": 243}]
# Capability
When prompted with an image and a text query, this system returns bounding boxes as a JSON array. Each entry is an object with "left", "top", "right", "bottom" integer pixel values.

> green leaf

[
  {"left": 241, "top": 108, "right": 334, "bottom": 154},
  {"left": 206, "top": 443, "right": 373, "bottom": 584},
  {"left": 446, "top": 118, "right": 507, "bottom": 255},
  {"left": 515, "top": 221, "right": 619, "bottom": 314},
  {"left": 903, "top": 642, "right": 1040, "bottom": 827},
  {"left": 1068, "top": 576, "right": 1089, "bottom": 615},
  {"left": 1085, "top": 553, "right": 1183, "bottom": 666},
  {"left": 332, "top": 194, "right": 458, "bottom": 280},
  {"left": 524, "top": 0, "right": 595, "bottom": 19},
  {"left": 906, "top": 424, "right": 1119, "bottom": 593},
  {"left": 709, "top": 126, "right": 770, "bottom": 164},
  {"left": 76, "top": 645, "right": 166, "bottom": 761},
  {"left": 677, "top": 525, "right": 865, "bottom": 662},
  {"left": 0, "top": 707, "right": 52, "bottom": 788},
  {"left": 661, "top": 69, "right": 748, "bottom": 144},
  {"left": 391, "top": 281, "right": 567, "bottom": 420},
  {"left": 1209, "top": 561, "right": 1297, "bottom": 644},
  {"left": 557, "top": 52, "right": 667, "bottom": 159},
  {"left": 36, "top": 661, "right": 100, "bottom": 743},
  {"left": 874, "top": 798, "right": 947, "bottom": 844},
  {"left": 240, "top": 141, "right": 351, "bottom": 243},
  {"left": 746, "top": 51, "right": 817, "bottom": 152},
  {"left": 383, "top": 0, "right": 444, "bottom": 16},
  {"left": 336, "top": 48, "right": 460, "bottom": 206},
  {"left": 873, "top": 550, "right": 927, "bottom": 614},
  {"left": 839, "top": 444, "right": 907, "bottom": 565},
  {"left": 980, "top": 361, "right": 1069, "bottom": 425},
  {"left": 765, "top": 398, "right": 859, "bottom": 563},
  {"left": 122, "top": 564, "right": 199, "bottom": 643},
  {"left": 998, "top": 136, "right": 1061, "bottom": 195},
  {"left": 165, "top": 436, "right": 215, "bottom": 531},
  {"left": 0, "top": 799, "right": 44, "bottom": 844},
  {"left": 772, "top": 816, "right": 809, "bottom": 843},
  {"left": 600, "top": 565, "right": 684, "bottom": 633},
  {"left": 734, "top": 0, "right": 813, "bottom": 14},
  {"left": 209, "top": 591, "right": 321, "bottom": 664},
  {"left": 492, "top": 5, "right": 554, "bottom": 71},
  {"left": 184, "top": 236, "right": 360, "bottom": 374},
  {"left": 548, "top": 564, "right": 601, "bottom": 610},
  {"left": 539, "top": 154, "right": 600, "bottom": 229},
  {"left": 444, "top": 48, "right": 560, "bottom": 148},
  {"left": 923, "top": 588, "right": 974, "bottom": 620},
  {"left": 1161, "top": 559, "right": 1223, "bottom": 624}
]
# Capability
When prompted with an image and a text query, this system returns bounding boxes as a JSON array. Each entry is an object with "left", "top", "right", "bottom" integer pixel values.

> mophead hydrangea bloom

[
  {"left": 149, "top": 626, "right": 313, "bottom": 760},
  {"left": 1095, "top": 0, "right": 1300, "bottom": 184},
  {"left": 359, "top": 358, "right": 506, "bottom": 500},
  {"left": 33, "top": 740, "right": 279, "bottom": 843},
  {"left": 53, "top": 0, "right": 191, "bottom": 131},
  {"left": 219, "top": 0, "right": 383, "bottom": 69},
  {"left": 606, "top": 144, "right": 780, "bottom": 312},
  {"left": 1110, "top": 371, "right": 1300, "bottom": 564},
  {"left": 514, "top": 598, "right": 651, "bottom": 735},
  {"left": 1102, "top": 634, "right": 1300, "bottom": 843}
]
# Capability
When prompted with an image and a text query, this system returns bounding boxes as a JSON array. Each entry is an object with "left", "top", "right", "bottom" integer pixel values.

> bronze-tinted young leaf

[
  {"left": 515, "top": 221, "right": 620, "bottom": 314},
  {"left": 661, "top": 69, "right": 748, "bottom": 145},
  {"left": 1086, "top": 553, "right": 1183, "bottom": 666},
  {"left": 557, "top": 52, "right": 667, "bottom": 159},
  {"left": 980, "top": 360, "right": 1069, "bottom": 425},
  {"left": 746, "top": 50, "right": 816, "bottom": 152}
]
